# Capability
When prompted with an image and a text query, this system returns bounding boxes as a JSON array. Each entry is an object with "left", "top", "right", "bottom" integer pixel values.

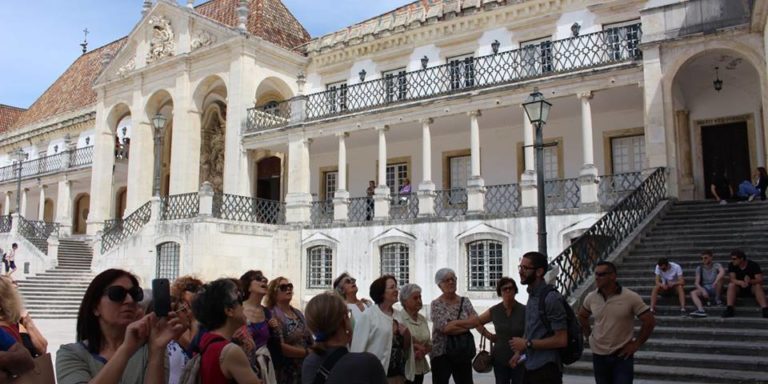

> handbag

[
  {"left": 445, "top": 297, "right": 476, "bottom": 361},
  {"left": 472, "top": 335, "right": 493, "bottom": 373},
  {"left": 11, "top": 352, "right": 54, "bottom": 384}
]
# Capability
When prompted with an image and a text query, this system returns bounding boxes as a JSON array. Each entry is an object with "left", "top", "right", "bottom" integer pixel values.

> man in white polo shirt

[{"left": 650, "top": 257, "right": 686, "bottom": 315}]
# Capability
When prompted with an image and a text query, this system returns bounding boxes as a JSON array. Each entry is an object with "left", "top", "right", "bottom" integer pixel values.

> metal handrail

[
  {"left": 101, "top": 201, "right": 152, "bottom": 253},
  {"left": 0, "top": 215, "right": 11, "bottom": 233},
  {"left": 17, "top": 216, "right": 60, "bottom": 254},
  {"left": 160, "top": 193, "right": 200, "bottom": 221},
  {"left": 212, "top": 194, "right": 286, "bottom": 224}
]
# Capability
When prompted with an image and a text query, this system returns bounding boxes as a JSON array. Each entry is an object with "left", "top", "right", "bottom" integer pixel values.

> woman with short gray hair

[
  {"left": 397, "top": 284, "right": 431, "bottom": 384},
  {"left": 430, "top": 268, "right": 482, "bottom": 384}
]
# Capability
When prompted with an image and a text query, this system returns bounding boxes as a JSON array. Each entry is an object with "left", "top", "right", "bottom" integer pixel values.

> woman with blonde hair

[
  {"left": 301, "top": 292, "right": 385, "bottom": 384},
  {"left": 0, "top": 275, "right": 47, "bottom": 357},
  {"left": 266, "top": 276, "right": 312, "bottom": 384}
]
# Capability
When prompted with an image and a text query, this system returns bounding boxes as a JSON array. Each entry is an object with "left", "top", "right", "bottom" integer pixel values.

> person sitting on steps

[
  {"left": 689, "top": 250, "right": 725, "bottom": 318},
  {"left": 650, "top": 258, "right": 687, "bottom": 316},
  {"left": 721, "top": 250, "right": 768, "bottom": 319}
]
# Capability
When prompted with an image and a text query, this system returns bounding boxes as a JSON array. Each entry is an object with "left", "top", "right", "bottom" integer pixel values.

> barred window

[
  {"left": 448, "top": 54, "right": 475, "bottom": 90},
  {"left": 383, "top": 68, "right": 407, "bottom": 102},
  {"left": 468, "top": 240, "right": 503, "bottom": 291},
  {"left": 307, "top": 246, "right": 333, "bottom": 289},
  {"left": 156, "top": 242, "right": 180, "bottom": 280},
  {"left": 381, "top": 243, "right": 409, "bottom": 285}
]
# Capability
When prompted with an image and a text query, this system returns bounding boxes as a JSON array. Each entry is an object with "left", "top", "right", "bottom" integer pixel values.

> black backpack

[{"left": 538, "top": 285, "right": 584, "bottom": 365}]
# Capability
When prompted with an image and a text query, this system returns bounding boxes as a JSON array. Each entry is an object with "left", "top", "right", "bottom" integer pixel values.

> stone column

[
  {"left": 578, "top": 92, "right": 599, "bottom": 206},
  {"left": 127, "top": 80, "right": 154, "bottom": 212},
  {"left": 643, "top": 44, "right": 675, "bottom": 195},
  {"left": 285, "top": 136, "right": 312, "bottom": 223},
  {"left": 169, "top": 63, "right": 201, "bottom": 195},
  {"left": 223, "top": 46, "right": 255, "bottom": 196},
  {"left": 333, "top": 132, "right": 350, "bottom": 222},
  {"left": 56, "top": 179, "right": 72, "bottom": 236},
  {"left": 198, "top": 182, "right": 214, "bottom": 217},
  {"left": 87, "top": 94, "right": 116, "bottom": 234},
  {"left": 374, "top": 126, "right": 391, "bottom": 221},
  {"left": 521, "top": 108, "right": 537, "bottom": 209},
  {"left": 38, "top": 185, "right": 47, "bottom": 221},
  {"left": 418, "top": 118, "right": 436, "bottom": 217},
  {"left": 466, "top": 111, "right": 485, "bottom": 214},
  {"left": 4, "top": 192, "right": 11, "bottom": 215},
  {"left": 20, "top": 188, "right": 28, "bottom": 217},
  {"left": 675, "top": 110, "right": 694, "bottom": 199}
]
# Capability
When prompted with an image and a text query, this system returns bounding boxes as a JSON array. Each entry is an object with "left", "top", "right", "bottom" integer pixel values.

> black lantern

[
  {"left": 571, "top": 22, "right": 581, "bottom": 37},
  {"left": 359, "top": 69, "right": 367, "bottom": 82},
  {"left": 522, "top": 88, "right": 552, "bottom": 126},
  {"left": 491, "top": 40, "right": 500, "bottom": 54},
  {"left": 713, "top": 66, "right": 723, "bottom": 92},
  {"left": 421, "top": 55, "right": 429, "bottom": 69}
]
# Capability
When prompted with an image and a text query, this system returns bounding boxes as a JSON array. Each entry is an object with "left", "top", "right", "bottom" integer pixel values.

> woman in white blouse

[
  {"left": 396, "top": 284, "right": 431, "bottom": 384},
  {"left": 333, "top": 272, "right": 371, "bottom": 324}
]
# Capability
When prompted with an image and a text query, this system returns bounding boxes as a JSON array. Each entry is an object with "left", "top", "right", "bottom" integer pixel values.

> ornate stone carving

[
  {"left": 116, "top": 57, "right": 135, "bottom": 77},
  {"left": 200, "top": 103, "right": 227, "bottom": 193},
  {"left": 146, "top": 16, "right": 175, "bottom": 64},
  {"left": 191, "top": 31, "right": 216, "bottom": 51}
]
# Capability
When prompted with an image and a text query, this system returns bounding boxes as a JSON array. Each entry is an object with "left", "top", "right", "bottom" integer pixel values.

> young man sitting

[
  {"left": 722, "top": 249, "right": 768, "bottom": 318},
  {"left": 689, "top": 250, "right": 725, "bottom": 317},
  {"left": 650, "top": 258, "right": 686, "bottom": 315}
]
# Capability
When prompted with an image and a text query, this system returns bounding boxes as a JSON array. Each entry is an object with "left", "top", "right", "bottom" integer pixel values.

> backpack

[
  {"left": 179, "top": 334, "right": 226, "bottom": 384},
  {"left": 312, "top": 347, "right": 348, "bottom": 384},
  {"left": 538, "top": 285, "right": 584, "bottom": 365}
]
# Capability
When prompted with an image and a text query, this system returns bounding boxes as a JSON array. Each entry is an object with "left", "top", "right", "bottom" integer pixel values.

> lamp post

[
  {"left": 522, "top": 88, "right": 552, "bottom": 256},
  {"left": 11, "top": 148, "right": 28, "bottom": 215},
  {"left": 152, "top": 113, "right": 168, "bottom": 197}
]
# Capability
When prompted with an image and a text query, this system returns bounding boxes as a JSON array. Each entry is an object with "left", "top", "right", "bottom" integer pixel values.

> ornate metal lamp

[{"left": 522, "top": 88, "right": 552, "bottom": 256}]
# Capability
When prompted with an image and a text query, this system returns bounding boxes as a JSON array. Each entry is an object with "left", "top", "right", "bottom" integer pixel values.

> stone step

[
  {"left": 648, "top": 325, "right": 768, "bottom": 342},
  {"left": 646, "top": 304, "right": 765, "bottom": 317},
  {"left": 644, "top": 232, "right": 768, "bottom": 241},
  {"left": 640, "top": 338, "right": 767, "bottom": 356},
  {"left": 36, "top": 269, "right": 93, "bottom": 275},
  {"left": 644, "top": 227, "right": 768, "bottom": 236},
  {"left": 567, "top": 357, "right": 767, "bottom": 383},
  {"left": 581, "top": 349, "right": 768, "bottom": 371},
  {"left": 633, "top": 240, "right": 768, "bottom": 249},
  {"left": 652, "top": 315, "right": 768, "bottom": 329},
  {"left": 26, "top": 310, "right": 78, "bottom": 319}
]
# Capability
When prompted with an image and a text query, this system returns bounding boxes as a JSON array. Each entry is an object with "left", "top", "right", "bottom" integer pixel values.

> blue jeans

[{"left": 593, "top": 353, "right": 634, "bottom": 384}]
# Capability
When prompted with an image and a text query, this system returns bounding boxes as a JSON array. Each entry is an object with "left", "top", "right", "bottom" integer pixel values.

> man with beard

[
  {"left": 510, "top": 251, "right": 567, "bottom": 384},
  {"left": 577, "top": 261, "right": 655, "bottom": 384}
]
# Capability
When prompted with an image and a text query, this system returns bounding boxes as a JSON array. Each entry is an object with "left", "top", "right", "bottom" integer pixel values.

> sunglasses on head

[
  {"left": 278, "top": 283, "right": 294, "bottom": 292},
  {"left": 104, "top": 285, "right": 144, "bottom": 303}
]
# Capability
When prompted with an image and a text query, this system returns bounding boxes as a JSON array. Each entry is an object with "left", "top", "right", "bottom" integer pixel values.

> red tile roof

[{"left": 0, "top": 104, "right": 26, "bottom": 133}]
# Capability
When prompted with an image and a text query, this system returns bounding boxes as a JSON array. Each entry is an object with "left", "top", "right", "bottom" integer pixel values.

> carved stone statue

[
  {"left": 200, "top": 103, "right": 226, "bottom": 193},
  {"left": 146, "top": 16, "right": 175, "bottom": 64}
]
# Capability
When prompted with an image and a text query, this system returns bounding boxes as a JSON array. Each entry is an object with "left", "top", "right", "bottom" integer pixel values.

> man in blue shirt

[{"left": 510, "top": 251, "right": 568, "bottom": 384}]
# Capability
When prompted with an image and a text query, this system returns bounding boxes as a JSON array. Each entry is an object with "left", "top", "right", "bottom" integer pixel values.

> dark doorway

[
  {"left": 256, "top": 156, "right": 281, "bottom": 201},
  {"left": 702, "top": 122, "right": 750, "bottom": 199}
]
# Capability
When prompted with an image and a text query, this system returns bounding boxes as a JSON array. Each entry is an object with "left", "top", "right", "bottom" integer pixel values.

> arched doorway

[
  {"left": 43, "top": 199, "right": 54, "bottom": 222},
  {"left": 73, "top": 194, "right": 90, "bottom": 234},
  {"left": 115, "top": 187, "right": 127, "bottom": 219},
  {"left": 256, "top": 156, "right": 281, "bottom": 201}
]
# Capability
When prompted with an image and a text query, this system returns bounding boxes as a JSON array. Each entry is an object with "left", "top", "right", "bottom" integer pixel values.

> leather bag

[
  {"left": 11, "top": 352, "right": 54, "bottom": 384},
  {"left": 472, "top": 335, "right": 493, "bottom": 373},
  {"left": 444, "top": 297, "right": 476, "bottom": 361}
]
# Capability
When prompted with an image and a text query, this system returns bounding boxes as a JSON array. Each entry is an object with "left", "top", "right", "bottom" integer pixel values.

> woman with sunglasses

[
  {"left": 167, "top": 275, "right": 204, "bottom": 384},
  {"left": 333, "top": 272, "right": 371, "bottom": 324},
  {"left": 477, "top": 277, "right": 526, "bottom": 384},
  {"left": 266, "top": 277, "right": 313, "bottom": 384},
  {"left": 56, "top": 269, "right": 186, "bottom": 384},
  {"left": 302, "top": 292, "right": 386, "bottom": 384},
  {"left": 192, "top": 278, "right": 264, "bottom": 384},
  {"left": 350, "top": 275, "right": 415, "bottom": 384},
  {"left": 232, "top": 270, "right": 279, "bottom": 383}
]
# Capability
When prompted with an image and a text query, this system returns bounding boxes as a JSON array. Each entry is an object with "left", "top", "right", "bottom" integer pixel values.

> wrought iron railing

[
  {"left": 310, "top": 200, "right": 334, "bottom": 225},
  {"left": 103, "top": 218, "right": 123, "bottom": 232},
  {"left": 485, "top": 184, "right": 521, "bottom": 216},
  {"left": 17, "top": 216, "right": 60, "bottom": 254},
  {"left": 0, "top": 215, "right": 11, "bottom": 233},
  {"left": 434, "top": 188, "right": 467, "bottom": 220},
  {"left": 550, "top": 168, "right": 667, "bottom": 297},
  {"left": 101, "top": 201, "right": 152, "bottom": 253},
  {"left": 389, "top": 193, "right": 419, "bottom": 220},
  {"left": 598, "top": 172, "right": 643, "bottom": 208},
  {"left": 0, "top": 146, "right": 94, "bottom": 184},
  {"left": 243, "top": 24, "right": 642, "bottom": 130},
  {"left": 160, "top": 193, "right": 200, "bottom": 221},
  {"left": 348, "top": 196, "right": 374, "bottom": 223},
  {"left": 544, "top": 178, "right": 581, "bottom": 212},
  {"left": 246, "top": 101, "right": 292, "bottom": 132},
  {"left": 212, "top": 194, "right": 286, "bottom": 224},
  {"left": 70, "top": 146, "right": 95, "bottom": 168}
]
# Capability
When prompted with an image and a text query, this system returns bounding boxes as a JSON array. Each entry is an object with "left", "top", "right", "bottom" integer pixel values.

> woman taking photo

[
  {"left": 232, "top": 270, "right": 278, "bottom": 383},
  {"left": 167, "top": 275, "right": 204, "bottom": 384},
  {"left": 333, "top": 272, "right": 371, "bottom": 324},
  {"left": 430, "top": 268, "right": 481, "bottom": 384},
  {"left": 351, "top": 275, "right": 414, "bottom": 384},
  {"left": 301, "top": 292, "right": 386, "bottom": 384},
  {"left": 266, "top": 276, "right": 313, "bottom": 384},
  {"left": 56, "top": 269, "right": 185, "bottom": 384},
  {"left": 397, "top": 284, "right": 431, "bottom": 384},
  {"left": 193, "top": 278, "right": 264, "bottom": 384},
  {"left": 477, "top": 277, "right": 526, "bottom": 384}
]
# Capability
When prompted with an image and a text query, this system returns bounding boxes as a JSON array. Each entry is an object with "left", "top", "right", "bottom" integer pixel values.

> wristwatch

[{"left": 526, "top": 340, "right": 533, "bottom": 349}]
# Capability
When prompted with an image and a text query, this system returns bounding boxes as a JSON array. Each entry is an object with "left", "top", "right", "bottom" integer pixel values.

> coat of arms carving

[{"left": 146, "top": 16, "right": 175, "bottom": 64}]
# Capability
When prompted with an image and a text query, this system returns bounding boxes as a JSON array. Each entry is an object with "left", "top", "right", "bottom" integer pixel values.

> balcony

[
  {"left": 0, "top": 146, "right": 94, "bottom": 184},
  {"left": 247, "top": 24, "right": 642, "bottom": 132},
  {"left": 642, "top": 0, "right": 753, "bottom": 43}
]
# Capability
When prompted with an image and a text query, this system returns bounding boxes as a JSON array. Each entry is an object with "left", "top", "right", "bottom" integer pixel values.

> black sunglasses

[
  {"left": 184, "top": 284, "right": 201, "bottom": 293},
  {"left": 104, "top": 286, "right": 144, "bottom": 303},
  {"left": 278, "top": 283, "right": 294, "bottom": 292}
]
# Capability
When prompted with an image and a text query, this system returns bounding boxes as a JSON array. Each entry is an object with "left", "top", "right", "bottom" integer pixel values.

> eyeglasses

[
  {"left": 104, "top": 286, "right": 144, "bottom": 303},
  {"left": 184, "top": 284, "right": 200, "bottom": 293},
  {"left": 501, "top": 286, "right": 515, "bottom": 292},
  {"left": 343, "top": 278, "right": 356, "bottom": 285},
  {"left": 442, "top": 277, "right": 456, "bottom": 283},
  {"left": 278, "top": 283, "right": 294, "bottom": 292},
  {"left": 518, "top": 265, "right": 536, "bottom": 271},
  {"left": 595, "top": 271, "right": 612, "bottom": 277}
]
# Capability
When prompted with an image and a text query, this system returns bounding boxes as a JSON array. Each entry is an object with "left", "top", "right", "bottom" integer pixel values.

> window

[
  {"left": 386, "top": 162, "right": 409, "bottom": 195},
  {"left": 522, "top": 37, "right": 553, "bottom": 76},
  {"left": 611, "top": 135, "right": 645, "bottom": 174},
  {"left": 327, "top": 81, "right": 348, "bottom": 113},
  {"left": 468, "top": 240, "right": 503, "bottom": 291},
  {"left": 449, "top": 155, "right": 471, "bottom": 189},
  {"left": 323, "top": 171, "right": 338, "bottom": 200},
  {"left": 383, "top": 68, "right": 407, "bottom": 102},
  {"left": 448, "top": 54, "right": 475, "bottom": 90},
  {"left": 156, "top": 242, "right": 180, "bottom": 280},
  {"left": 381, "top": 243, "right": 409, "bottom": 285},
  {"left": 604, "top": 20, "right": 641, "bottom": 60},
  {"left": 307, "top": 246, "right": 333, "bottom": 288}
]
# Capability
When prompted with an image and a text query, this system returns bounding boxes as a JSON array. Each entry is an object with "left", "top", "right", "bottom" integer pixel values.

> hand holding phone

[{"left": 152, "top": 278, "right": 171, "bottom": 317}]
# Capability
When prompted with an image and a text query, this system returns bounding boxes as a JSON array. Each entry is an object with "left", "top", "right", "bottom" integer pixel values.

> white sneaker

[
  {"left": 689, "top": 309, "right": 707, "bottom": 318},
  {"left": 720, "top": 200, "right": 728, "bottom": 205},
  {"left": 748, "top": 195, "right": 756, "bottom": 202}
]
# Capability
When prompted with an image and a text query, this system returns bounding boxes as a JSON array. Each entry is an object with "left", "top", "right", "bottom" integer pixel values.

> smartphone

[{"left": 152, "top": 278, "right": 171, "bottom": 317}]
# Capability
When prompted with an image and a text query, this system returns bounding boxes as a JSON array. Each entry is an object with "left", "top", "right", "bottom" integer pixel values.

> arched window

[
  {"left": 467, "top": 240, "right": 503, "bottom": 291},
  {"left": 156, "top": 242, "right": 180, "bottom": 280},
  {"left": 263, "top": 100, "right": 280, "bottom": 115},
  {"left": 381, "top": 243, "right": 409, "bottom": 285},
  {"left": 307, "top": 246, "right": 333, "bottom": 288}
]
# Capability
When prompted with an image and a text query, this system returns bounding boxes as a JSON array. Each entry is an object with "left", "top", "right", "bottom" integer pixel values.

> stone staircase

[
  {"left": 18, "top": 239, "right": 94, "bottom": 319},
  {"left": 566, "top": 200, "right": 768, "bottom": 383}
]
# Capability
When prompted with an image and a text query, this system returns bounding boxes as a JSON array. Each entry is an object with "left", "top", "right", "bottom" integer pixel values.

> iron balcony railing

[
  {"left": 17, "top": 216, "right": 60, "bottom": 254},
  {"left": 160, "top": 193, "right": 200, "bottom": 221},
  {"left": 389, "top": 193, "right": 419, "bottom": 220},
  {"left": 0, "top": 146, "right": 95, "bottom": 184},
  {"left": 247, "top": 24, "right": 642, "bottom": 131},
  {"left": 310, "top": 200, "right": 334, "bottom": 226},
  {"left": 434, "top": 188, "right": 468, "bottom": 220},
  {"left": 544, "top": 178, "right": 581, "bottom": 212},
  {"left": 598, "top": 171, "right": 643, "bottom": 208},
  {"left": 101, "top": 201, "right": 152, "bottom": 253},
  {"left": 212, "top": 194, "right": 286, "bottom": 224},
  {"left": 0, "top": 215, "right": 11, "bottom": 233},
  {"left": 485, "top": 184, "right": 521, "bottom": 217},
  {"left": 348, "top": 196, "right": 374, "bottom": 222},
  {"left": 550, "top": 168, "right": 667, "bottom": 297}
]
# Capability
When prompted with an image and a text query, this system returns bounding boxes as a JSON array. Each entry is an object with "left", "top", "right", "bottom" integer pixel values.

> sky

[{"left": 0, "top": 0, "right": 413, "bottom": 109}]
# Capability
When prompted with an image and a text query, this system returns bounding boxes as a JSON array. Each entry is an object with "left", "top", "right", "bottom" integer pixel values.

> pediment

[
  {"left": 302, "top": 232, "right": 339, "bottom": 245},
  {"left": 371, "top": 228, "right": 417, "bottom": 243},
  {"left": 456, "top": 222, "right": 510, "bottom": 240},
  {"left": 96, "top": 0, "right": 238, "bottom": 85}
]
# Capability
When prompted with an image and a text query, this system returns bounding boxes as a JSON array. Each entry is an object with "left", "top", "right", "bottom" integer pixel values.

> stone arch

[
  {"left": 73, "top": 193, "right": 90, "bottom": 234},
  {"left": 191, "top": 76, "right": 229, "bottom": 194},
  {"left": 193, "top": 75, "right": 228, "bottom": 113},
  {"left": 43, "top": 198, "right": 54, "bottom": 222},
  {"left": 145, "top": 90, "right": 175, "bottom": 196},
  {"left": 254, "top": 76, "right": 294, "bottom": 105}
]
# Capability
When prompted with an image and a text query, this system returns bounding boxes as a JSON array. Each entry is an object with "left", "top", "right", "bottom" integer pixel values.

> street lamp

[
  {"left": 522, "top": 88, "right": 552, "bottom": 256},
  {"left": 152, "top": 113, "right": 168, "bottom": 197},
  {"left": 11, "top": 148, "right": 28, "bottom": 215}
]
